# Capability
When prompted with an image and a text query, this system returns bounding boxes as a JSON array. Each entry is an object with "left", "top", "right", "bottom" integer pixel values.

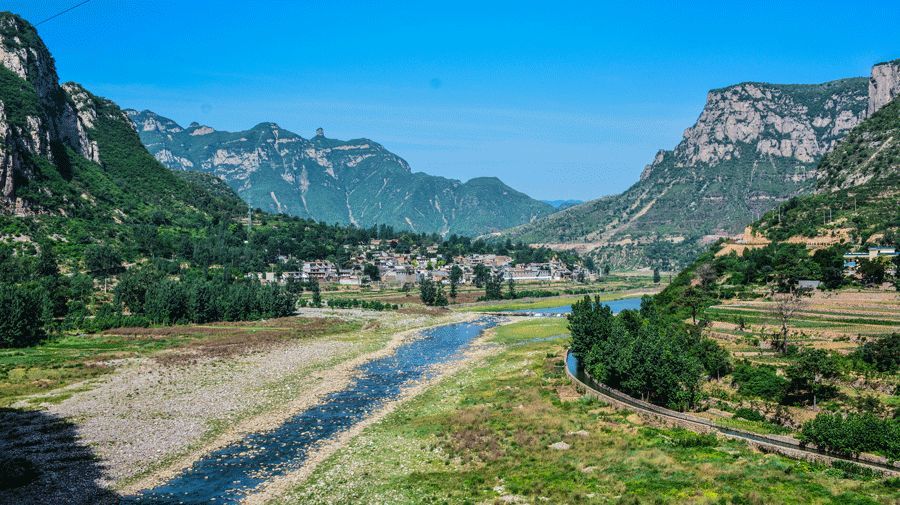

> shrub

[
  {"left": 733, "top": 407, "right": 766, "bottom": 422},
  {"left": 800, "top": 412, "right": 900, "bottom": 459},
  {"left": 731, "top": 362, "right": 788, "bottom": 402}
]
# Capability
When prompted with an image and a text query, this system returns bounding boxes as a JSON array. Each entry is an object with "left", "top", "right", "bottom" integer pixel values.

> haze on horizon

[{"left": 7, "top": 0, "right": 899, "bottom": 201}]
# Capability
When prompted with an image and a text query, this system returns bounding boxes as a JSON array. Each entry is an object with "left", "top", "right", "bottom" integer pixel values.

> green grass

[
  {"left": 273, "top": 319, "right": 894, "bottom": 504},
  {"left": 490, "top": 318, "right": 570, "bottom": 345}
]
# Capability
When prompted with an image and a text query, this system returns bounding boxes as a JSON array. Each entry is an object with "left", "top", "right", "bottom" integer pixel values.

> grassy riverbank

[
  {"left": 461, "top": 287, "right": 661, "bottom": 313},
  {"left": 273, "top": 318, "right": 896, "bottom": 504}
]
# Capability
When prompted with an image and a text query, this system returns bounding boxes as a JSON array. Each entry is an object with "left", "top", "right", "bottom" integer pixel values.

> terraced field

[
  {"left": 698, "top": 289, "right": 899, "bottom": 434},
  {"left": 704, "top": 290, "right": 900, "bottom": 357}
]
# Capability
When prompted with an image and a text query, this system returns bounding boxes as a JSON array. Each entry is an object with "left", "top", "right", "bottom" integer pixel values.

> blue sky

[{"left": 7, "top": 1, "right": 899, "bottom": 201}]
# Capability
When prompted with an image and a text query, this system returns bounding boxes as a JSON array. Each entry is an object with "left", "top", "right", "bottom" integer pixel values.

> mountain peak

[{"left": 0, "top": 11, "right": 60, "bottom": 104}]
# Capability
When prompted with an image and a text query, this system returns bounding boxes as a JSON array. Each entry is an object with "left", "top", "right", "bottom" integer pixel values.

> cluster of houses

[
  {"left": 842, "top": 246, "right": 898, "bottom": 273},
  {"left": 250, "top": 241, "right": 592, "bottom": 288}
]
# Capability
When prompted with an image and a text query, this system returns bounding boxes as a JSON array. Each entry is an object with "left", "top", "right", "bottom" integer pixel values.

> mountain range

[
  {"left": 493, "top": 62, "right": 899, "bottom": 269},
  {"left": 126, "top": 110, "right": 554, "bottom": 236}
]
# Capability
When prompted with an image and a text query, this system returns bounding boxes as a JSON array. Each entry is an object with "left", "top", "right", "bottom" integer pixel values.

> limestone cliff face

[
  {"left": 868, "top": 59, "right": 900, "bottom": 117},
  {"left": 0, "top": 13, "right": 99, "bottom": 214},
  {"left": 127, "top": 110, "right": 553, "bottom": 235},
  {"left": 497, "top": 76, "right": 873, "bottom": 270},
  {"left": 673, "top": 80, "right": 866, "bottom": 167}
]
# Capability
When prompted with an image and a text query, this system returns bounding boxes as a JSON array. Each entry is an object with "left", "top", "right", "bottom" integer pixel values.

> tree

[
  {"left": 363, "top": 263, "right": 381, "bottom": 282},
  {"left": 506, "top": 276, "right": 517, "bottom": 299},
  {"left": 310, "top": 280, "right": 322, "bottom": 308},
  {"left": 856, "top": 333, "right": 899, "bottom": 373},
  {"left": 419, "top": 277, "right": 437, "bottom": 305},
  {"left": 812, "top": 247, "right": 845, "bottom": 289},
  {"left": 0, "top": 284, "right": 49, "bottom": 348},
  {"left": 695, "top": 262, "right": 717, "bottom": 288},
  {"left": 697, "top": 338, "right": 731, "bottom": 380},
  {"left": 484, "top": 271, "right": 505, "bottom": 300},
  {"left": 769, "top": 287, "right": 806, "bottom": 353},
  {"left": 84, "top": 244, "right": 124, "bottom": 292},
  {"left": 786, "top": 349, "right": 839, "bottom": 407},
  {"left": 602, "top": 264, "right": 611, "bottom": 276},
  {"left": 433, "top": 283, "right": 448, "bottom": 307},
  {"left": 858, "top": 260, "right": 885, "bottom": 286},
  {"left": 681, "top": 286, "right": 706, "bottom": 324},
  {"left": 472, "top": 264, "right": 490, "bottom": 288},
  {"left": 449, "top": 265, "right": 462, "bottom": 300},
  {"left": 653, "top": 267, "right": 661, "bottom": 284}
]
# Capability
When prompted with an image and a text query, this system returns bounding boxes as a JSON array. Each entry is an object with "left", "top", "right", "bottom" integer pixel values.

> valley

[{"left": 0, "top": 7, "right": 898, "bottom": 505}]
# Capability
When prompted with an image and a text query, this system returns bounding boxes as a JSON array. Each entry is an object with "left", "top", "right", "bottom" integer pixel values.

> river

[
  {"left": 129, "top": 318, "right": 497, "bottom": 504},
  {"left": 507, "top": 295, "right": 643, "bottom": 315}
]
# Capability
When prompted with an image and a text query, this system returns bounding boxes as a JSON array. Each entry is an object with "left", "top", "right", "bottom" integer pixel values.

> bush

[
  {"left": 731, "top": 363, "right": 788, "bottom": 402},
  {"left": 326, "top": 298, "right": 397, "bottom": 311},
  {"left": 733, "top": 407, "right": 766, "bottom": 422},
  {"left": 800, "top": 412, "right": 900, "bottom": 459}
]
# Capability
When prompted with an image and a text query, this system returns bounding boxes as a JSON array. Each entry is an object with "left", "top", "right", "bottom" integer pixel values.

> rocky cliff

[
  {"left": 495, "top": 75, "right": 873, "bottom": 270},
  {"left": 0, "top": 13, "right": 99, "bottom": 214},
  {"left": 867, "top": 59, "right": 900, "bottom": 117},
  {"left": 128, "top": 110, "right": 554, "bottom": 236},
  {"left": 0, "top": 11, "right": 245, "bottom": 242}
]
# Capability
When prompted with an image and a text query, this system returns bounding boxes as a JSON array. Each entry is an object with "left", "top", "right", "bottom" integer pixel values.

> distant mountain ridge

[
  {"left": 493, "top": 69, "right": 892, "bottom": 269},
  {"left": 542, "top": 199, "right": 583, "bottom": 210},
  {"left": 127, "top": 110, "right": 554, "bottom": 236}
]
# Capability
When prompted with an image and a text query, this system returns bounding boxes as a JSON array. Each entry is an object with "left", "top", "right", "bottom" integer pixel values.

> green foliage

[
  {"left": 362, "top": 263, "right": 380, "bottom": 281},
  {"left": 801, "top": 412, "right": 900, "bottom": 459},
  {"left": 418, "top": 278, "right": 447, "bottom": 306},
  {"left": 857, "top": 260, "right": 886, "bottom": 286},
  {"left": 855, "top": 333, "right": 899, "bottom": 373},
  {"left": 570, "top": 297, "right": 706, "bottom": 410},
  {"left": 448, "top": 264, "right": 462, "bottom": 299},
  {"left": 0, "top": 283, "right": 49, "bottom": 347},
  {"left": 733, "top": 407, "right": 766, "bottom": 422},
  {"left": 731, "top": 362, "right": 788, "bottom": 402},
  {"left": 785, "top": 348, "right": 840, "bottom": 406},
  {"left": 325, "top": 298, "right": 397, "bottom": 311}
]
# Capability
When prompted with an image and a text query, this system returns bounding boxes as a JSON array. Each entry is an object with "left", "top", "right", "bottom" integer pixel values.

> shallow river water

[{"left": 130, "top": 318, "right": 496, "bottom": 504}]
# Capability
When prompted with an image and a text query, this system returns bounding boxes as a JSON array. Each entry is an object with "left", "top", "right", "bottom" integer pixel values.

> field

[
  {"left": 272, "top": 318, "right": 897, "bottom": 504},
  {"left": 698, "top": 289, "right": 899, "bottom": 433},
  {"left": 317, "top": 274, "right": 662, "bottom": 307}
]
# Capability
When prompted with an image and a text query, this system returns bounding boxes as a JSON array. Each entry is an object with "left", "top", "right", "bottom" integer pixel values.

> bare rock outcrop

[
  {"left": 867, "top": 59, "right": 900, "bottom": 117},
  {"left": 673, "top": 81, "right": 867, "bottom": 167},
  {"left": 0, "top": 13, "right": 100, "bottom": 212}
]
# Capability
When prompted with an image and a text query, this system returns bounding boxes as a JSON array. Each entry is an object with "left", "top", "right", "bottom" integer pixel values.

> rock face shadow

[{"left": 0, "top": 408, "right": 119, "bottom": 504}]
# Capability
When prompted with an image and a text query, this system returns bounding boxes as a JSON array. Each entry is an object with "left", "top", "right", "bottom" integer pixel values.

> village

[{"left": 249, "top": 239, "right": 595, "bottom": 288}]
